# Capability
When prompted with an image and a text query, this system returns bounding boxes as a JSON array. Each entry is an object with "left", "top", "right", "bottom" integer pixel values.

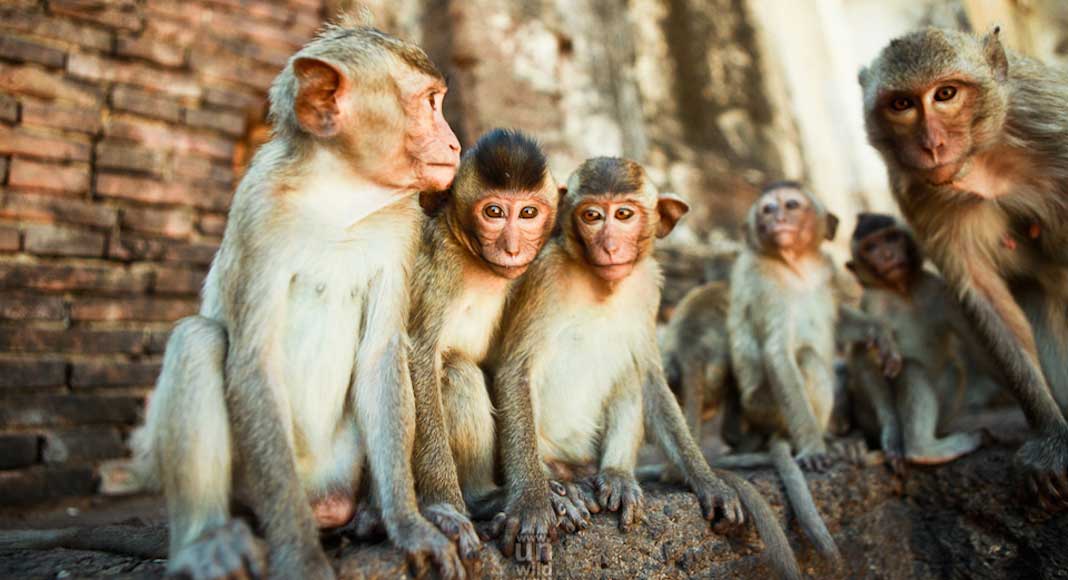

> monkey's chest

[{"left": 439, "top": 280, "right": 510, "bottom": 362}]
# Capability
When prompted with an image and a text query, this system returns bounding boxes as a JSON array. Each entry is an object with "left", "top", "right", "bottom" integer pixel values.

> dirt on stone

[{"left": 1, "top": 408, "right": 1066, "bottom": 579}]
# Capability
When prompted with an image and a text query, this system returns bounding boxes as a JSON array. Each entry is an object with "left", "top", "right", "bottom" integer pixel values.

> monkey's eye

[
  {"left": 519, "top": 206, "right": 539, "bottom": 219},
  {"left": 483, "top": 204, "right": 505, "bottom": 219},
  {"left": 761, "top": 204, "right": 775, "bottom": 214},
  {"left": 933, "top": 86, "right": 957, "bottom": 102},
  {"left": 889, "top": 97, "right": 914, "bottom": 112},
  {"left": 863, "top": 242, "right": 878, "bottom": 254},
  {"left": 580, "top": 209, "right": 603, "bottom": 224},
  {"left": 615, "top": 208, "right": 634, "bottom": 220},
  {"left": 784, "top": 199, "right": 800, "bottom": 210}
]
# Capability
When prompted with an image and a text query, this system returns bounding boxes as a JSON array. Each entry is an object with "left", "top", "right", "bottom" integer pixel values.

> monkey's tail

[
  {"left": 714, "top": 469, "right": 802, "bottom": 580},
  {"left": 0, "top": 525, "right": 168, "bottom": 559},
  {"left": 769, "top": 439, "right": 841, "bottom": 565}
]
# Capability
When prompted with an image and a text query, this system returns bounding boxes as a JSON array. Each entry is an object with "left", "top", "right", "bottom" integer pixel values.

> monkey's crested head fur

[
  {"left": 847, "top": 213, "right": 923, "bottom": 289},
  {"left": 464, "top": 128, "right": 549, "bottom": 193}
]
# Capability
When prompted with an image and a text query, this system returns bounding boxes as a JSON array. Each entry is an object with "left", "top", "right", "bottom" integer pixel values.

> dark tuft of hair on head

[
  {"left": 469, "top": 128, "right": 548, "bottom": 192},
  {"left": 761, "top": 179, "right": 805, "bottom": 195},
  {"left": 575, "top": 157, "right": 644, "bottom": 196},
  {"left": 852, "top": 212, "right": 898, "bottom": 241}
]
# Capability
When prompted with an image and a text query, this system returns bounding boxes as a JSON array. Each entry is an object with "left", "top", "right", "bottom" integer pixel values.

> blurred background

[{"left": 0, "top": 0, "right": 1065, "bottom": 506}]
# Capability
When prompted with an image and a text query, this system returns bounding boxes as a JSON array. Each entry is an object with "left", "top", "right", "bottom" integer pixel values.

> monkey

[
  {"left": 406, "top": 128, "right": 573, "bottom": 565},
  {"left": 486, "top": 158, "right": 803, "bottom": 580},
  {"left": 714, "top": 181, "right": 902, "bottom": 564},
  {"left": 844, "top": 213, "right": 985, "bottom": 470},
  {"left": 90, "top": 22, "right": 469, "bottom": 580},
  {"left": 860, "top": 27, "right": 1068, "bottom": 510}
]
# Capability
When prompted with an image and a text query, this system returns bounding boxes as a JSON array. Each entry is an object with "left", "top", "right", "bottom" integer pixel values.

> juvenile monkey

[
  {"left": 845, "top": 213, "right": 985, "bottom": 469},
  {"left": 860, "top": 27, "right": 1068, "bottom": 509},
  {"left": 408, "top": 128, "right": 568, "bottom": 563},
  {"left": 125, "top": 23, "right": 464, "bottom": 579},
  {"left": 722, "top": 182, "right": 901, "bottom": 563},
  {"left": 489, "top": 158, "right": 802, "bottom": 580}
]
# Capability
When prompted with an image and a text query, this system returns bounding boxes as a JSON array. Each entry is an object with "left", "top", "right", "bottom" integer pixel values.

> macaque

[
  {"left": 124, "top": 22, "right": 465, "bottom": 580},
  {"left": 860, "top": 27, "right": 1068, "bottom": 509},
  {"left": 408, "top": 128, "right": 568, "bottom": 563},
  {"left": 488, "top": 158, "right": 802, "bottom": 580},
  {"left": 845, "top": 213, "right": 984, "bottom": 469},
  {"left": 720, "top": 182, "right": 901, "bottom": 563}
]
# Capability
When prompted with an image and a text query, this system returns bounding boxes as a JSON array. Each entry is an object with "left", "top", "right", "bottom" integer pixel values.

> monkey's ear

[
  {"left": 293, "top": 57, "right": 348, "bottom": 138},
  {"left": 845, "top": 260, "right": 857, "bottom": 272},
  {"left": 825, "top": 212, "right": 840, "bottom": 241},
  {"left": 983, "top": 26, "right": 1008, "bottom": 82},
  {"left": 857, "top": 66, "right": 870, "bottom": 87},
  {"left": 656, "top": 193, "right": 690, "bottom": 239},
  {"left": 419, "top": 190, "right": 450, "bottom": 217}
]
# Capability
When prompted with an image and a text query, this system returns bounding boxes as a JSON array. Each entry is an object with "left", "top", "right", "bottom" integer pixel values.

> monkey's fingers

[
  {"left": 405, "top": 550, "right": 433, "bottom": 580},
  {"left": 428, "top": 540, "right": 465, "bottom": 580},
  {"left": 499, "top": 517, "right": 521, "bottom": 558},
  {"left": 478, "top": 513, "right": 507, "bottom": 542},
  {"left": 551, "top": 491, "right": 590, "bottom": 533},
  {"left": 549, "top": 480, "right": 567, "bottom": 496},
  {"left": 572, "top": 479, "right": 602, "bottom": 514},
  {"left": 563, "top": 483, "right": 593, "bottom": 524}
]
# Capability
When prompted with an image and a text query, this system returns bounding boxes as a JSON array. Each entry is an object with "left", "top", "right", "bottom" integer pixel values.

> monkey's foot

[
  {"left": 831, "top": 438, "right": 870, "bottom": 467},
  {"left": 1015, "top": 429, "right": 1068, "bottom": 511},
  {"left": 691, "top": 473, "right": 744, "bottom": 533},
  {"left": 392, "top": 515, "right": 465, "bottom": 580},
  {"left": 339, "top": 500, "right": 384, "bottom": 540},
  {"left": 498, "top": 490, "right": 558, "bottom": 563},
  {"left": 423, "top": 502, "right": 482, "bottom": 565},
  {"left": 594, "top": 469, "right": 644, "bottom": 532},
  {"left": 906, "top": 431, "right": 984, "bottom": 466},
  {"left": 548, "top": 480, "right": 592, "bottom": 534},
  {"left": 166, "top": 519, "right": 267, "bottom": 580},
  {"left": 796, "top": 451, "right": 833, "bottom": 472}
]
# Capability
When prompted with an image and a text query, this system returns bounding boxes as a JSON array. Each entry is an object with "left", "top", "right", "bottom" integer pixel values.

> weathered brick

[
  {"left": 0, "top": 434, "right": 39, "bottom": 470},
  {"left": 154, "top": 266, "right": 205, "bottom": 294},
  {"left": 0, "top": 35, "right": 66, "bottom": 68},
  {"left": 110, "top": 85, "right": 181, "bottom": 123},
  {"left": 184, "top": 107, "right": 246, "bottom": 137},
  {"left": 0, "top": 465, "right": 98, "bottom": 504},
  {"left": 0, "top": 328, "right": 151, "bottom": 354},
  {"left": 164, "top": 241, "right": 218, "bottom": 265},
  {"left": 0, "top": 156, "right": 7, "bottom": 182},
  {"left": 0, "top": 125, "right": 91, "bottom": 162},
  {"left": 0, "top": 294, "right": 65, "bottom": 320},
  {"left": 68, "top": 53, "right": 199, "bottom": 99},
  {"left": 0, "top": 63, "right": 100, "bottom": 107},
  {"left": 120, "top": 206, "right": 194, "bottom": 238},
  {"left": 115, "top": 34, "right": 185, "bottom": 67},
  {"left": 0, "top": 93, "right": 17, "bottom": 122},
  {"left": 107, "top": 231, "right": 166, "bottom": 262},
  {"left": 205, "top": 12, "right": 304, "bottom": 50},
  {"left": 71, "top": 361, "right": 161, "bottom": 388},
  {"left": 198, "top": 213, "right": 226, "bottom": 236},
  {"left": 23, "top": 224, "right": 105, "bottom": 257},
  {"left": 0, "top": 13, "right": 114, "bottom": 52},
  {"left": 7, "top": 159, "right": 91, "bottom": 194},
  {"left": 202, "top": 85, "right": 264, "bottom": 112},
  {"left": 0, "top": 191, "right": 118, "bottom": 228},
  {"left": 0, "top": 225, "right": 19, "bottom": 252},
  {"left": 71, "top": 296, "right": 198, "bottom": 321},
  {"left": 0, "top": 359, "right": 68, "bottom": 388},
  {"left": 190, "top": 49, "right": 277, "bottom": 91},
  {"left": 0, "top": 261, "right": 150, "bottom": 293},
  {"left": 144, "top": 329, "right": 171, "bottom": 354},
  {"left": 96, "top": 173, "right": 230, "bottom": 210},
  {"left": 173, "top": 154, "right": 233, "bottom": 184},
  {"left": 20, "top": 99, "right": 101, "bottom": 134},
  {"left": 42, "top": 427, "right": 126, "bottom": 463},
  {"left": 0, "top": 395, "right": 143, "bottom": 427},
  {"left": 50, "top": 0, "right": 144, "bottom": 32},
  {"left": 95, "top": 141, "right": 163, "bottom": 175},
  {"left": 104, "top": 114, "right": 233, "bottom": 160}
]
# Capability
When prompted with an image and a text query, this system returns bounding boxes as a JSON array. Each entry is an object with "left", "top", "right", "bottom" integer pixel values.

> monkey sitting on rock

[{"left": 845, "top": 213, "right": 986, "bottom": 471}]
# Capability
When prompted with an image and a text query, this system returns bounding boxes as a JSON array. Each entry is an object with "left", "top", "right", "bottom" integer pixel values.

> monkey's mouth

[{"left": 591, "top": 262, "right": 635, "bottom": 281}]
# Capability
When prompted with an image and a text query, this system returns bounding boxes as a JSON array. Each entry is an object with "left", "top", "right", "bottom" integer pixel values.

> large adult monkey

[
  {"left": 128, "top": 22, "right": 464, "bottom": 580},
  {"left": 720, "top": 182, "right": 901, "bottom": 564},
  {"left": 488, "top": 158, "right": 803, "bottom": 580},
  {"left": 845, "top": 213, "right": 985, "bottom": 469},
  {"left": 408, "top": 128, "right": 570, "bottom": 564},
  {"left": 860, "top": 27, "right": 1068, "bottom": 509}
]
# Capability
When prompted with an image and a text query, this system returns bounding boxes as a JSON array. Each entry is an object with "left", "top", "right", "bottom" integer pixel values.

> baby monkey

[
  {"left": 488, "top": 158, "right": 802, "bottom": 580},
  {"left": 845, "top": 213, "right": 985, "bottom": 470}
]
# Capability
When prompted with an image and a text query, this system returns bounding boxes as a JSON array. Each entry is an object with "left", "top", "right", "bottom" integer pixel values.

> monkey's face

[
  {"left": 754, "top": 188, "right": 818, "bottom": 253},
  {"left": 574, "top": 197, "right": 647, "bottom": 281},
  {"left": 857, "top": 228, "right": 911, "bottom": 287},
  {"left": 473, "top": 193, "right": 555, "bottom": 279},
  {"left": 874, "top": 80, "right": 978, "bottom": 184}
]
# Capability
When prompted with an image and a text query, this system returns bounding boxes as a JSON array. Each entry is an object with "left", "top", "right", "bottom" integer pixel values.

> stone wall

[{"left": 0, "top": 0, "right": 323, "bottom": 504}]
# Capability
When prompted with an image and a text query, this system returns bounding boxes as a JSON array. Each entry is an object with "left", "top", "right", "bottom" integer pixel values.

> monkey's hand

[
  {"left": 423, "top": 503, "right": 482, "bottom": 567},
  {"left": 167, "top": 519, "right": 268, "bottom": 580},
  {"left": 795, "top": 441, "right": 832, "bottom": 472},
  {"left": 392, "top": 514, "right": 465, "bottom": 580},
  {"left": 869, "top": 328, "right": 903, "bottom": 379},
  {"left": 1016, "top": 428, "right": 1068, "bottom": 511},
  {"left": 548, "top": 479, "right": 595, "bottom": 534},
  {"left": 499, "top": 487, "right": 558, "bottom": 564},
  {"left": 594, "top": 468, "right": 644, "bottom": 532},
  {"left": 691, "top": 472, "right": 745, "bottom": 533}
]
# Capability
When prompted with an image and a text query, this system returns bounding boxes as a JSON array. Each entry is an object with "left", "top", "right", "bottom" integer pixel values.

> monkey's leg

[
  {"left": 131, "top": 316, "right": 267, "bottom": 578},
  {"left": 1022, "top": 284, "right": 1068, "bottom": 413},
  {"left": 596, "top": 377, "right": 645, "bottom": 532},
  {"left": 680, "top": 358, "right": 707, "bottom": 442},
  {"left": 852, "top": 358, "right": 903, "bottom": 467},
  {"left": 897, "top": 365, "right": 982, "bottom": 465}
]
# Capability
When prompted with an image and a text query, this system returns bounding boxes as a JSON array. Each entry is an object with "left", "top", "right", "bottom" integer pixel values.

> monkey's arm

[
  {"left": 837, "top": 305, "right": 902, "bottom": 377},
  {"left": 762, "top": 322, "right": 826, "bottom": 456}
]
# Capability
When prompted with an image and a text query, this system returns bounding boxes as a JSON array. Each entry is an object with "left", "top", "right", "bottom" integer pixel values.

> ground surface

[{"left": 1, "top": 408, "right": 1066, "bottom": 579}]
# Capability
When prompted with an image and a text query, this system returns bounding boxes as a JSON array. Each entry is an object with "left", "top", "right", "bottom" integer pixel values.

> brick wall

[{"left": 0, "top": 0, "right": 323, "bottom": 505}]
